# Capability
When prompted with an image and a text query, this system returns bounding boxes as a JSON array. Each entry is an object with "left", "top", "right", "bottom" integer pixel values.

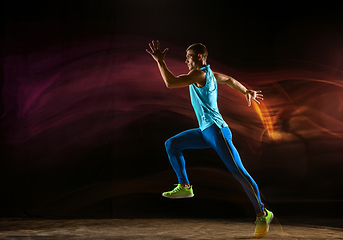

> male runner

[{"left": 146, "top": 40, "right": 273, "bottom": 238}]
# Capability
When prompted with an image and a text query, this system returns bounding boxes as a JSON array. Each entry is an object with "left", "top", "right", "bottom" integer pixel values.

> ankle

[
  {"left": 256, "top": 211, "right": 266, "bottom": 217},
  {"left": 180, "top": 184, "right": 190, "bottom": 188}
]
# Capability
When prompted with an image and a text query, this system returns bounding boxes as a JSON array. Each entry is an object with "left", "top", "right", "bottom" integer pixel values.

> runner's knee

[{"left": 165, "top": 137, "right": 177, "bottom": 151}]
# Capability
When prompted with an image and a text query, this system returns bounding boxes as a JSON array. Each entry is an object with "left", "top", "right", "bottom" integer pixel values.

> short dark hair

[{"left": 186, "top": 43, "right": 208, "bottom": 60}]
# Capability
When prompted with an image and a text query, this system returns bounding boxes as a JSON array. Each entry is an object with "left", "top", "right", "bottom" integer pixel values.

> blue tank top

[{"left": 189, "top": 65, "right": 228, "bottom": 131}]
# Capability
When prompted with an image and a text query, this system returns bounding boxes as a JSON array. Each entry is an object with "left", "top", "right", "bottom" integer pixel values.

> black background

[{"left": 1, "top": 0, "right": 343, "bottom": 219}]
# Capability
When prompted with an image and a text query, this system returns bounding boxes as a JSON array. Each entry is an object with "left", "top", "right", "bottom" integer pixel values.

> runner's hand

[
  {"left": 146, "top": 40, "right": 169, "bottom": 62},
  {"left": 245, "top": 90, "right": 263, "bottom": 106}
]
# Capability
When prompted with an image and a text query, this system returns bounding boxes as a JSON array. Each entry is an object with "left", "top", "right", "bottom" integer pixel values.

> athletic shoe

[
  {"left": 253, "top": 208, "right": 274, "bottom": 238},
  {"left": 162, "top": 184, "right": 194, "bottom": 199}
]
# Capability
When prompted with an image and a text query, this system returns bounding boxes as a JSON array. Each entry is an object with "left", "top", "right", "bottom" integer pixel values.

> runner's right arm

[{"left": 146, "top": 40, "right": 205, "bottom": 89}]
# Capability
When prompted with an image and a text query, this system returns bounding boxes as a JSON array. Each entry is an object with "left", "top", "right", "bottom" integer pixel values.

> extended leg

[{"left": 202, "top": 125, "right": 265, "bottom": 214}]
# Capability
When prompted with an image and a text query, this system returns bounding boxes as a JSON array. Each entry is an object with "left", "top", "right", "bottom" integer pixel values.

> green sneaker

[
  {"left": 254, "top": 209, "right": 274, "bottom": 239},
  {"left": 162, "top": 184, "right": 194, "bottom": 199}
]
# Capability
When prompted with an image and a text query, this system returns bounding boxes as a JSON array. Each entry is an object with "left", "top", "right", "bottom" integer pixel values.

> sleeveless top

[{"left": 189, "top": 65, "right": 228, "bottom": 131}]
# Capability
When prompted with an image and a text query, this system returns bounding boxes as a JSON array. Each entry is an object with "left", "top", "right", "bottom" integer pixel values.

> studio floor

[{"left": 0, "top": 217, "right": 342, "bottom": 239}]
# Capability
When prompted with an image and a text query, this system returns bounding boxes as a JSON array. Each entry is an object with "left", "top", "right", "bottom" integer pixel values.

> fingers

[
  {"left": 147, "top": 40, "right": 168, "bottom": 61},
  {"left": 149, "top": 42, "right": 154, "bottom": 52},
  {"left": 253, "top": 99, "right": 261, "bottom": 104},
  {"left": 252, "top": 93, "right": 262, "bottom": 104},
  {"left": 151, "top": 40, "right": 159, "bottom": 51},
  {"left": 255, "top": 90, "right": 263, "bottom": 98},
  {"left": 252, "top": 91, "right": 262, "bottom": 104},
  {"left": 256, "top": 94, "right": 264, "bottom": 100},
  {"left": 156, "top": 40, "right": 160, "bottom": 50},
  {"left": 148, "top": 40, "right": 162, "bottom": 52},
  {"left": 152, "top": 40, "right": 156, "bottom": 50},
  {"left": 162, "top": 48, "right": 169, "bottom": 55},
  {"left": 145, "top": 48, "right": 153, "bottom": 55},
  {"left": 246, "top": 90, "right": 264, "bottom": 106},
  {"left": 249, "top": 90, "right": 264, "bottom": 99}
]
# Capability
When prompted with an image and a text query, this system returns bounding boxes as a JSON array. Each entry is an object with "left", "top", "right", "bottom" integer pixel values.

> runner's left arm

[{"left": 213, "top": 72, "right": 263, "bottom": 106}]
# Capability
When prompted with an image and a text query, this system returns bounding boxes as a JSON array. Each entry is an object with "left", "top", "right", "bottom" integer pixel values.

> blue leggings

[{"left": 165, "top": 124, "right": 264, "bottom": 214}]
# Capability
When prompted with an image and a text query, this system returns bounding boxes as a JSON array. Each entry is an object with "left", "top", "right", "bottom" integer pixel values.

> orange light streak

[{"left": 251, "top": 101, "right": 280, "bottom": 141}]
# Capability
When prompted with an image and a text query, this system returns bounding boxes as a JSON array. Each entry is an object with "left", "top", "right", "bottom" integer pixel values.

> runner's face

[{"left": 185, "top": 50, "right": 199, "bottom": 71}]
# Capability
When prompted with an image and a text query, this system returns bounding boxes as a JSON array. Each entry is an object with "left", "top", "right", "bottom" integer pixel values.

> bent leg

[
  {"left": 165, "top": 128, "right": 210, "bottom": 184},
  {"left": 203, "top": 125, "right": 265, "bottom": 214}
]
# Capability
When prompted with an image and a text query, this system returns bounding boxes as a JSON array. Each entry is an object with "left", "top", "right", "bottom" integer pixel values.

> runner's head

[{"left": 185, "top": 43, "right": 208, "bottom": 70}]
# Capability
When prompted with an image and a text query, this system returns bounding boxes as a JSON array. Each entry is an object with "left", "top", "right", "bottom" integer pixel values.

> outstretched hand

[
  {"left": 245, "top": 90, "right": 263, "bottom": 106},
  {"left": 146, "top": 40, "right": 169, "bottom": 62}
]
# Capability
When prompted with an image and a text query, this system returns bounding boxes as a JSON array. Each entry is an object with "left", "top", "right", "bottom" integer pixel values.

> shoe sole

[{"left": 162, "top": 194, "right": 194, "bottom": 199}]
